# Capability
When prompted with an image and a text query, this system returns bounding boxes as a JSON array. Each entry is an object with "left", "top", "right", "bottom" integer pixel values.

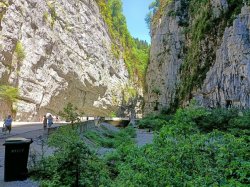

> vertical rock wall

[
  {"left": 145, "top": 0, "right": 250, "bottom": 114},
  {"left": 198, "top": 6, "right": 250, "bottom": 109},
  {"left": 0, "top": 0, "right": 132, "bottom": 120},
  {"left": 144, "top": 1, "right": 185, "bottom": 114}
]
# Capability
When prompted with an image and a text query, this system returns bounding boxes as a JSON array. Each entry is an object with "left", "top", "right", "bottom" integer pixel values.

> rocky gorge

[
  {"left": 0, "top": 0, "right": 144, "bottom": 120},
  {"left": 144, "top": 0, "right": 250, "bottom": 114},
  {"left": 1, "top": 0, "right": 250, "bottom": 120}
]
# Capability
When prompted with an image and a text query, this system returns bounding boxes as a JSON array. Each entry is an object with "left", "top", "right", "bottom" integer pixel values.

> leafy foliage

[
  {"left": 137, "top": 113, "right": 172, "bottom": 131},
  {"left": 0, "top": 85, "right": 19, "bottom": 102},
  {"left": 84, "top": 126, "right": 136, "bottom": 148},
  {"left": 31, "top": 125, "right": 137, "bottom": 186},
  {"left": 32, "top": 106, "right": 249, "bottom": 186},
  {"left": 109, "top": 106, "right": 250, "bottom": 186},
  {"left": 58, "top": 102, "right": 81, "bottom": 124},
  {"left": 84, "top": 130, "right": 115, "bottom": 148},
  {"left": 109, "top": 111, "right": 117, "bottom": 117},
  {"left": 31, "top": 126, "right": 111, "bottom": 186},
  {"left": 145, "top": 0, "right": 173, "bottom": 29}
]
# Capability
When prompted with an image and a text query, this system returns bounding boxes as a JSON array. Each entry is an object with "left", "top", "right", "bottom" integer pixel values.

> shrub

[
  {"left": 194, "top": 108, "right": 239, "bottom": 132},
  {"left": 138, "top": 114, "right": 172, "bottom": 131},
  {"left": 15, "top": 41, "right": 26, "bottom": 61},
  {"left": 58, "top": 102, "right": 81, "bottom": 124},
  {"left": 31, "top": 107, "right": 250, "bottom": 186},
  {"left": 84, "top": 130, "right": 115, "bottom": 148},
  {"left": 109, "top": 111, "right": 117, "bottom": 117},
  {"left": 31, "top": 126, "right": 111, "bottom": 186},
  {"left": 0, "top": 85, "right": 19, "bottom": 102},
  {"left": 111, "top": 107, "right": 249, "bottom": 186}
]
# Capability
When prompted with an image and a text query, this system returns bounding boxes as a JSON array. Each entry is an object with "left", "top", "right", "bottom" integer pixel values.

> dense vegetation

[
  {"left": 30, "top": 125, "right": 136, "bottom": 186},
  {"left": 111, "top": 106, "right": 249, "bottom": 186},
  {"left": 31, "top": 104, "right": 249, "bottom": 186},
  {"left": 96, "top": 0, "right": 150, "bottom": 86},
  {"left": 145, "top": 0, "right": 172, "bottom": 29}
]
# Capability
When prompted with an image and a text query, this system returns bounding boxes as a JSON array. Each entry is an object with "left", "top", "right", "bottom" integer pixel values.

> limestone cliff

[
  {"left": 145, "top": 0, "right": 250, "bottom": 114},
  {"left": 0, "top": 0, "right": 136, "bottom": 120},
  {"left": 199, "top": 6, "right": 250, "bottom": 109}
]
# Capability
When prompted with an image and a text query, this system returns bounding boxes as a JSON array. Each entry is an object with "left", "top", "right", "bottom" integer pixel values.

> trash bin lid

[{"left": 4, "top": 137, "right": 33, "bottom": 145}]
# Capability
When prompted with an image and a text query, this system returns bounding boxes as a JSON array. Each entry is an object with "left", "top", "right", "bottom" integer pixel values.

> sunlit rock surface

[{"left": 0, "top": 0, "right": 131, "bottom": 120}]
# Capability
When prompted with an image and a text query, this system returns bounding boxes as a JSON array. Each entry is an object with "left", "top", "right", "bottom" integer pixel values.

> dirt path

[{"left": 136, "top": 129, "right": 154, "bottom": 147}]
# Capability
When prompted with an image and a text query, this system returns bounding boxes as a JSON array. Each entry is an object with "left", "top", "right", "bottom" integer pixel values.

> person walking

[
  {"left": 3, "top": 115, "right": 13, "bottom": 134},
  {"left": 47, "top": 114, "right": 53, "bottom": 128},
  {"left": 43, "top": 115, "right": 47, "bottom": 129}
]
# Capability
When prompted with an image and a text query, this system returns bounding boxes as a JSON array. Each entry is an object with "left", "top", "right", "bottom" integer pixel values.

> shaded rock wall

[
  {"left": 0, "top": 0, "right": 132, "bottom": 120},
  {"left": 198, "top": 6, "right": 250, "bottom": 108},
  {"left": 145, "top": 0, "right": 250, "bottom": 114}
]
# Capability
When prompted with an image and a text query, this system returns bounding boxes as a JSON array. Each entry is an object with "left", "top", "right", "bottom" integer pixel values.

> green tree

[
  {"left": 0, "top": 85, "right": 19, "bottom": 102},
  {"left": 58, "top": 103, "right": 81, "bottom": 124},
  {"left": 33, "top": 126, "right": 111, "bottom": 186}
]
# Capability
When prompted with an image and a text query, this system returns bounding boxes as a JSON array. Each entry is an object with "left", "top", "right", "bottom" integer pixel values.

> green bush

[
  {"left": 138, "top": 114, "right": 172, "bottom": 131},
  {"left": 122, "top": 126, "right": 136, "bottom": 138},
  {"left": 194, "top": 108, "right": 239, "bottom": 132},
  {"left": 0, "top": 85, "right": 19, "bottom": 102},
  {"left": 15, "top": 41, "right": 26, "bottom": 61},
  {"left": 58, "top": 102, "right": 81, "bottom": 124},
  {"left": 229, "top": 110, "right": 250, "bottom": 128},
  {"left": 31, "top": 126, "right": 111, "bottom": 186},
  {"left": 31, "top": 106, "right": 250, "bottom": 186},
  {"left": 112, "top": 127, "right": 135, "bottom": 148},
  {"left": 228, "top": 110, "right": 250, "bottom": 136},
  {"left": 84, "top": 130, "right": 115, "bottom": 148},
  {"left": 110, "top": 106, "right": 250, "bottom": 186},
  {"left": 84, "top": 126, "right": 136, "bottom": 148}
]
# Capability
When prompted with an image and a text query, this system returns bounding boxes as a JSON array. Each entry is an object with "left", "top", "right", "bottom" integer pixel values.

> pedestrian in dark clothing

[{"left": 43, "top": 115, "right": 47, "bottom": 129}]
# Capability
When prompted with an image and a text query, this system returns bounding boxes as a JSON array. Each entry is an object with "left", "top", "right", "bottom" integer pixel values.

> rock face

[
  {"left": 0, "top": 0, "right": 132, "bottom": 120},
  {"left": 144, "top": 1, "right": 185, "bottom": 114},
  {"left": 199, "top": 6, "right": 250, "bottom": 108},
  {"left": 145, "top": 0, "right": 250, "bottom": 114}
]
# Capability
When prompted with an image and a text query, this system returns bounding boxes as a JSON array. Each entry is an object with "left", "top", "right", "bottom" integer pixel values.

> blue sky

[{"left": 122, "top": 0, "right": 153, "bottom": 43}]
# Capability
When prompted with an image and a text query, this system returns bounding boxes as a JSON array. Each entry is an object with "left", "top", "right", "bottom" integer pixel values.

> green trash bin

[{"left": 3, "top": 137, "right": 33, "bottom": 181}]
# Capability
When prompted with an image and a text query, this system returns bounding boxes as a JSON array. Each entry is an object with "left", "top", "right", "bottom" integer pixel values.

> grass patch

[{"left": 84, "top": 126, "right": 136, "bottom": 148}]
